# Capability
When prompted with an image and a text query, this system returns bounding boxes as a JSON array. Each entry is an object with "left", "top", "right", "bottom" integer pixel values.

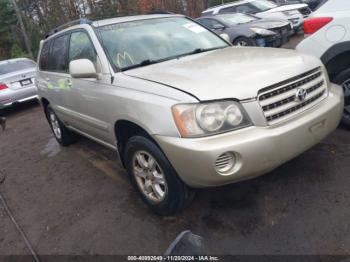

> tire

[
  {"left": 124, "top": 136, "right": 194, "bottom": 216},
  {"left": 46, "top": 106, "right": 77, "bottom": 146},
  {"left": 333, "top": 68, "right": 350, "bottom": 128},
  {"left": 232, "top": 37, "right": 255, "bottom": 47}
]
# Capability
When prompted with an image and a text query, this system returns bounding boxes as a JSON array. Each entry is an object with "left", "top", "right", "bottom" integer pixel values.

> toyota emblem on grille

[{"left": 296, "top": 88, "right": 307, "bottom": 102}]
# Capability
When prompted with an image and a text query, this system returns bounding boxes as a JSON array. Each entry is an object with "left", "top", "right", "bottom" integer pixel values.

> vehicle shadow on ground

[{"left": 0, "top": 100, "right": 40, "bottom": 118}]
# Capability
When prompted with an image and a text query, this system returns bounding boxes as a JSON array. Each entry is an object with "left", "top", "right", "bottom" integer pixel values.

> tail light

[
  {"left": 304, "top": 17, "right": 333, "bottom": 35},
  {"left": 0, "top": 83, "right": 8, "bottom": 91}
]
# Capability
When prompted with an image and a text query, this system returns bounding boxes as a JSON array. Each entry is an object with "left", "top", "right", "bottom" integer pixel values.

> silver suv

[{"left": 37, "top": 14, "right": 344, "bottom": 215}]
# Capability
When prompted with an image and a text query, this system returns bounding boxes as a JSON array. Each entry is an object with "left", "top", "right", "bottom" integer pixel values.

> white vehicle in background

[
  {"left": 201, "top": 0, "right": 311, "bottom": 33},
  {"left": 0, "top": 58, "right": 37, "bottom": 109},
  {"left": 297, "top": 0, "right": 350, "bottom": 127}
]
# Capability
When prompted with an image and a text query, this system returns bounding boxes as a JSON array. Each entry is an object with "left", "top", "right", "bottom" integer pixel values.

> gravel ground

[{"left": 0, "top": 36, "right": 350, "bottom": 258}]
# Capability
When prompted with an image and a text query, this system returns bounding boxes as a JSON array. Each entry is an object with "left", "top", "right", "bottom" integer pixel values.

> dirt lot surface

[{"left": 1, "top": 36, "right": 350, "bottom": 257}]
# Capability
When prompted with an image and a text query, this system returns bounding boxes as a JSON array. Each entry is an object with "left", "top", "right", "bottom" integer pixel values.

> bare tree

[{"left": 10, "top": 0, "right": 33, "bottom": 58}]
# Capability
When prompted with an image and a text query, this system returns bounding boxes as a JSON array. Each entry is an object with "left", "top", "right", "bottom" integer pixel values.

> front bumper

[{"left": 155, "top": 84, "right": 344, "bottom": 188}]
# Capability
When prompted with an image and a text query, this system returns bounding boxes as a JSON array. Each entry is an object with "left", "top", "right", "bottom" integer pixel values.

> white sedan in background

[{"left": 0, "top": 58, "right": 38, "bottom": 110}]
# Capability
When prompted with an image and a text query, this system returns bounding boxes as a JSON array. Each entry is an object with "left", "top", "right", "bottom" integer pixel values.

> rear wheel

[
  {"left": 124, "top": 136, "right": 194, "bottom": 216},
  {"left": 46, "top": 106, "right": 76, "bottom": 146},
  {"left": 233, "top": 37, "right": 254, "bottom": 47},
  {"left": 333, "top": 69, "right": 350, "bottom": 128}
]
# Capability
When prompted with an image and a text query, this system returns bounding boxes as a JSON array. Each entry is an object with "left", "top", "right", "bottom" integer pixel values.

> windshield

[
  {"left": 218, "top": 13, "right": 259, "bottom": 26},
  {"left": 98, "top": 17, "right": 228, "bottom": 71},
  {"left": 247, "top": 0, "right": 278, "bottom": 12},
  {"left": 315, "top": 0, "right": 329, "bottom": 11},
  {"left": 0, "top": 60, "right": 36, "bottom": 75}
]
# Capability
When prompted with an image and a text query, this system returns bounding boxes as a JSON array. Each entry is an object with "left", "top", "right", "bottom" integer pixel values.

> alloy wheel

[
  {"left": 132, "top": 151, "right": 168, "bottom": 203},
  {"left": 235, "top": 40, "right": 248, "bottom": 46},
  {"left": 50, "top": 112, "right": 62, "bottom": 139}
]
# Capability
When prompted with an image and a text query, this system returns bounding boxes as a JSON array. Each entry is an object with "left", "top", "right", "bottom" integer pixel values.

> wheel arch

[
  {"left": 40, "top": 97, "right": 51, "bottom": 120},
  {"left": 321, "top": 41, "right": 350, "bottom": 80},
  {"left": 114, "top": 119, "right": 159, "bottom": 167}
]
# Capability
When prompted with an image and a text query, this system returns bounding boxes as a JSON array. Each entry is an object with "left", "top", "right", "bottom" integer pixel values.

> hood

[
  {"left": 254, "top": 12, "right": 289, "bottom": 20},
  {"left": 267, "top": 3, "right": 308, "bottom": 12},
  {"left": 245, "top": 19, "right": 290, "bottom": 29},
  {"left": 123, "top": 47, "right": 321, "bottom": 101}
]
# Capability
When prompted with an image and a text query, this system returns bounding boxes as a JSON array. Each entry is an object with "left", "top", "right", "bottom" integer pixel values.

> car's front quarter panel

[{"left": 107, "top": 73, "right": 198, "bottom": 140}]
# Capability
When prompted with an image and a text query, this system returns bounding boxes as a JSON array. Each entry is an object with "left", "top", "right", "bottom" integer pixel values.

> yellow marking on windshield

[{"left": 116, "top": 52, "right": 134, "bottom": 68}]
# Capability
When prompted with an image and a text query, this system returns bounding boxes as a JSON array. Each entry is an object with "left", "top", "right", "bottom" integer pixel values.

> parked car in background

[
  {"left": 301, "top": 0, "right": 323, "bottom": 10},
  {"left": 297, "top": 0, "right": 350, "bottom": 127},
  {"left": 272, "top": 0, "right": 303, "bottom": 4},
  {"left": 272, "top": 0, "right": 320, "bottom": 11},
  {"left": 196, "top": 13, "right": 291, "bottom": 47},
  {"left": 201, "top": 0, "right": 310, "bottom": 33},
  {"left": 0, "top": 58, "right": 37, "bottom": 109},
  {"left": 37, "top": 14, "right": 343, "bottom": 215},
  {"left": 272, "top": 0, "right": 322, "bottom": 11}
]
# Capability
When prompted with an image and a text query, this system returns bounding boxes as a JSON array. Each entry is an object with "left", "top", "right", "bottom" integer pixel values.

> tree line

[{"left": 0, "top": 0, "right": 234, "bottom": 60}]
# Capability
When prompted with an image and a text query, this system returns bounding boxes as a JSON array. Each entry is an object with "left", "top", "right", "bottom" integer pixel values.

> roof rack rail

[{"left": 45, "top": 18, "right": 93, "bottom": 38}]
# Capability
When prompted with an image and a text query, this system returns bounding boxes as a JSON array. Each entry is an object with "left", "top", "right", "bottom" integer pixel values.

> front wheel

[
  {"left": 333, "top": 69, "right": 350, "bottom": 128},
  {"left": 124, "top": 136, "right": 194, "bottom": 216},
  {"left": 232, "top": 37, "right": 254, "bottom": 47}
]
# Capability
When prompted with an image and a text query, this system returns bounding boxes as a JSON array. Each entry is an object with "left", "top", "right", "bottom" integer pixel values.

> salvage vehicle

[
  {"left": 196, "top": 13, "right": 291, "bottom": 47},
  {"left": 297, "top": 0, "right": 350, "bottom": 127},
  {"left": 201, "top": 0, "right": 310, "bottom": 32},
  {"left": 37, "top": 15, "right": 344, "bottom": 215},
  {"left": 0, "top": 58, "right": 37, "bottom": 109}
]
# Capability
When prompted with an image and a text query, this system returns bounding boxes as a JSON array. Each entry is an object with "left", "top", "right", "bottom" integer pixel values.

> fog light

[{"left": 215, "top": 152, "right": 236, "bottom": 173}]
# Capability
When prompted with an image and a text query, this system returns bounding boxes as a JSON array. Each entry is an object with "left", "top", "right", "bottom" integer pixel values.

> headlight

[
  {"left": 172, "top": 101, "right": 252, "bottom": 138},
  {"left": 250, "top": 27, "right": 276, "bottom": 36}
]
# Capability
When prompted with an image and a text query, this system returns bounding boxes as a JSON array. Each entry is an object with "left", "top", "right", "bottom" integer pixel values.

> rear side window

[
  {"left": 69, "top": 32, "right": 97, "bottom": 64},
  {"left": 49, "top": 34, "right": 70, "bottom": 73},
  {"left": 198, "top": 19, "right": 223, "bottom": 30},
  {"left": 39, "top": 41, "right": 51, "bottom": 71}
]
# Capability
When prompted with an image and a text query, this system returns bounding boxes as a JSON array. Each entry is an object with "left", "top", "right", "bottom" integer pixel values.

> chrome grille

[{"left": 258, "top": 67, "right": 327, "bottom": 125}]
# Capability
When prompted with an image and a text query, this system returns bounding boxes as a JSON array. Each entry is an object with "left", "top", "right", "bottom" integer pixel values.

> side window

[
  {"left": 69, "top": 31, "right": 97, "bottom": 64},
  {"left": 219, "top": 6, "right": 238, "bottom": 13},
  {"left": 202, "top": 19, "right": 224, "bottom": 30},
  {"left": 49, "top": 34, "right": 70, "bottom": 73},
  {"left": 39, "top": 41, "right": 51, "bottom": 71},
  {"left": 236, "top": 4, "right": 256, "bottom": 13},
  {"left": 199, "top": 19, "right": 214, "bottom": 29}
]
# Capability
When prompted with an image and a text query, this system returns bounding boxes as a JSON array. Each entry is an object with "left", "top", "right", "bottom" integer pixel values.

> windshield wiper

[
  {"left": 177, "top": 46, "right": 227, "bottom": 59},
  {"left": 122, "top": 59, "right": 159, "bottom": 71},
  {"left": 121, "top": 46, "right": 227, "bottom": 71}
]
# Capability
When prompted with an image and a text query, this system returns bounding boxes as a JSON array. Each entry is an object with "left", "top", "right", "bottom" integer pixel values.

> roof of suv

[
  {"left": 44, "top": 14, "right": 183, "bottom": 40},
  {"left": 92, "top": 14, "right": 182, "bottom": 27}
]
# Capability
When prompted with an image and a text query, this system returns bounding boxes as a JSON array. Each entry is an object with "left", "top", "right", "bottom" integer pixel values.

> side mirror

[
  {"left": 69, "top": 59, "right": 97, "bottom": 79},
  {"left": 220, "top": 33, "right": 231, "bottom": 43},
  {"left": 213, "top": 24, "right": 226, "bottom": 30}
]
